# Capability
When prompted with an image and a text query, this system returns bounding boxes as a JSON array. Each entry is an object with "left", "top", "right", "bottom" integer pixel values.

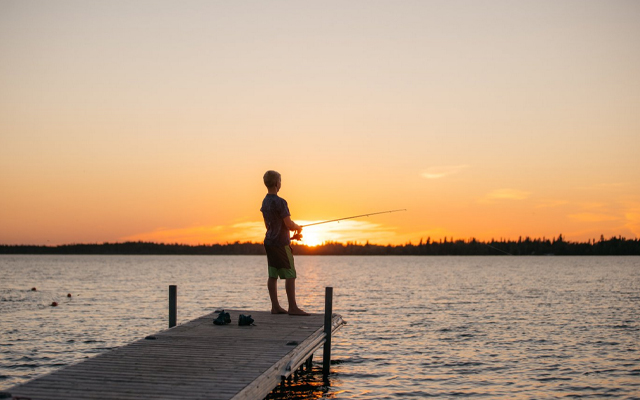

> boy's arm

[{"left": 283, "top": 216, "right": 302, "bottom": 232}]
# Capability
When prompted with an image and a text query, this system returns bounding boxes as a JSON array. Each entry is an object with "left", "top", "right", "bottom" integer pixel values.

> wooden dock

[{"left": 5, "top": 309, "right": 345, "bottom": 400}]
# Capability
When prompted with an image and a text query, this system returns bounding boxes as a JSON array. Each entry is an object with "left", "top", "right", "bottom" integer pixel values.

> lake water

[{"left": 1, "top": 255, "right": 639, "bottom": 399}]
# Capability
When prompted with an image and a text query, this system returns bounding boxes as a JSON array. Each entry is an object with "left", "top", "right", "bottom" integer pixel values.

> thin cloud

[
  {"left": 421, "top": 165, "right": 469, "bottom": 179},
  {"left": 231, "top": 221, "right": 265, "bottom": 239},
  {"left": 118, "top": 219, "right": 400, "bottom": 245},
  {"left": 120, "top": 223, "right": 260, "bottom": 245}
]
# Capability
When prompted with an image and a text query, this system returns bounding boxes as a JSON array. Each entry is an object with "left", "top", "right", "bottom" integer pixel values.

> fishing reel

[{"left": 291, "top": 232, "right": 303, "bottom": 241}]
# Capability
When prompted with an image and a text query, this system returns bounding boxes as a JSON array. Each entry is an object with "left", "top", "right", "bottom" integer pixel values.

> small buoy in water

[
  {"left": 31, "top": 287, "right": 37, "bottom": 291},
  {"left": 67, "top": 293, "right": 72, "bottom": 298},
  {"left": 51, "top": 302, "right": 58, "bottom": 307}
]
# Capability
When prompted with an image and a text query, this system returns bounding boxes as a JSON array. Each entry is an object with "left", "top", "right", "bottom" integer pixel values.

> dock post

[
  {"left": 322, "top": 286, "right": 333, "bottom": 380},
  {"left": 306, "top": 355, "right": 313, "bottom": 371},
  {"left": 169, "top": 285, "right": 177, "bottom": 328}
]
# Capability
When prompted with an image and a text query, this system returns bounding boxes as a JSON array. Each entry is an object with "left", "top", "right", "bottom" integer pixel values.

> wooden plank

[{"left": 7, "top": 310, "right": 345, "bottom": 400}]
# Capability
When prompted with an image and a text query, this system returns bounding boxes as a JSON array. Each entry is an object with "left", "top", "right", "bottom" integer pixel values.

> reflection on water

[
  {"left": 1, "top": 255, "right": 639, "bottom": 399},
  {"left": 265, "top": 365, "right": 338, "bottom": 400}
]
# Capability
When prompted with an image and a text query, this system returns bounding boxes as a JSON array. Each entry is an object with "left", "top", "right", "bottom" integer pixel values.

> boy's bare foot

[
  {"left": 271, "top": 307, "right": 288, "bottom": 314},
  {"left": 288, "top": 308, "right": 310, "bottom": 316}
]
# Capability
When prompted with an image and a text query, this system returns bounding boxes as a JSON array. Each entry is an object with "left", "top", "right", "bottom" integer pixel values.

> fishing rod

[
  {"left": 289, "top": 208, "right": 513, "bottom": 255},
  {"left": 302, "top": 209, "right": 407, "bottom": 228},
  {"left": 291, "top": 209, "right": 406, "bottom": 241}
]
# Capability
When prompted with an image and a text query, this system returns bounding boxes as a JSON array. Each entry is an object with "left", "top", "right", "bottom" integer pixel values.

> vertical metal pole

[
  {"left": 169, "top": 285, "right": 177, "bottom": 328},
  {"left": 322, "top": 286, "right": 333, "bottom": 380}
]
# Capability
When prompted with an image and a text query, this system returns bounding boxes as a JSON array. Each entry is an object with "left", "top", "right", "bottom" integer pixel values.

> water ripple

[{"left": 1, "top": 255, "right": 640, "bottom": 399}]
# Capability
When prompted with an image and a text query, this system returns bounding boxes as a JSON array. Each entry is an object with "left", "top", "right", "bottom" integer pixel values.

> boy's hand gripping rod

[{"left": 291, "top": 209, "right": 407, "bottom": 241}]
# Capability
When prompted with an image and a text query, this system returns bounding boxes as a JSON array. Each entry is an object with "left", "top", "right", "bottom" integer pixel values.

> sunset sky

[{"left": 1, "top": 1, "right": 639, "bottom": 246}]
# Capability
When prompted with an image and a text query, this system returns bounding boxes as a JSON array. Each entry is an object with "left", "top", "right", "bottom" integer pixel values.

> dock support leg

[
  {"left": 322, "top": 286, "right": 333, "bottom": 380},
  {"left": 306, "top": 355, "right": 313, "bottom": 371},
  {"left": 169, "top": 285, "right": 177, "bottom": 328}
]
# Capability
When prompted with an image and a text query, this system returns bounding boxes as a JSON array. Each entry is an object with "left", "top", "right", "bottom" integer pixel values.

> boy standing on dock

[{"left": 261, "top": 170, "right": 309, "bottom": 316}]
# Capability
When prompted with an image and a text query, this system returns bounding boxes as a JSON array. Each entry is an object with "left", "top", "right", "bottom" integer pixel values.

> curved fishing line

[
  {"left": 300, "top": 209, "right": 407, "bottom": 228},
  {"left": 295, "top": 209, "right": 513, "bottom": 255},
  {"left": 291, "top": 209, "right": 406, "bottom": 241}
]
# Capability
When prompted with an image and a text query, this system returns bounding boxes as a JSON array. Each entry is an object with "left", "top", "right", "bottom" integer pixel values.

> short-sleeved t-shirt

[{"left": 260, "top": 194, "right": 291, "bottom": 246}]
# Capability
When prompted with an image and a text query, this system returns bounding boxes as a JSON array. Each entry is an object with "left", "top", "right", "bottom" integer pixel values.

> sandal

[
  {"left": 213, "top": 310, "right": 231, "bottom": 325},
  {"left": 238, "top": 314, "right": 254, "bottom": 326}
]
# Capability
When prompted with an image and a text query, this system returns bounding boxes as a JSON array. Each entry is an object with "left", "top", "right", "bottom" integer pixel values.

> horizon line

[{"left": 1, "top": 234, "right": 638, "bottom": 248}]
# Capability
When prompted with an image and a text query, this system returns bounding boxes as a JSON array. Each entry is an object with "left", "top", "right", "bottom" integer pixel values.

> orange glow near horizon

[
  {"left": 117, "top": 220, "right": 400, "bottom": 246},
  {"left": 1, "top": 2, "right": 639, "bottom": 246},
  {"left": 112, "top": 200, "right": 640, "bottom": 247}
]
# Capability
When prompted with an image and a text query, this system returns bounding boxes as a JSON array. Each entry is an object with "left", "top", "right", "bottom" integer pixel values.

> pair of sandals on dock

[{"left": 213, "top": 310, "right": 254, "bottom": 326}]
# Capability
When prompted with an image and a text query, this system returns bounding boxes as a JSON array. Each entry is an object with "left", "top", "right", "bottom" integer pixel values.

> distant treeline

[{"left": 1, "top": 235, "right": 639, "bottom": 255}]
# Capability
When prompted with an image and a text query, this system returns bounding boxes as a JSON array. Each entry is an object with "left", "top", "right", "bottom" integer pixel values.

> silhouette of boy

[{"left": 260, "top": 170, "right": 309, "bottom": 316}]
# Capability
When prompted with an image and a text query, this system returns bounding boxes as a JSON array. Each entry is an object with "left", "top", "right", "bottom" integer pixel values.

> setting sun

[
  {"left": 295, "top": 222, "right": 335, "bottom": 247},
  {"left": 297, "top": 230, "right": 323, "bottom": 247},
  {"left": 290, "top": 220, "right": 401, "bottom": 246}
]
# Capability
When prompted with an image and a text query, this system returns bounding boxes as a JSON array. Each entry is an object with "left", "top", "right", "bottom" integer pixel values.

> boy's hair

[{"left": 263, "top": 170, "right": 281, "bottom": 188}]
